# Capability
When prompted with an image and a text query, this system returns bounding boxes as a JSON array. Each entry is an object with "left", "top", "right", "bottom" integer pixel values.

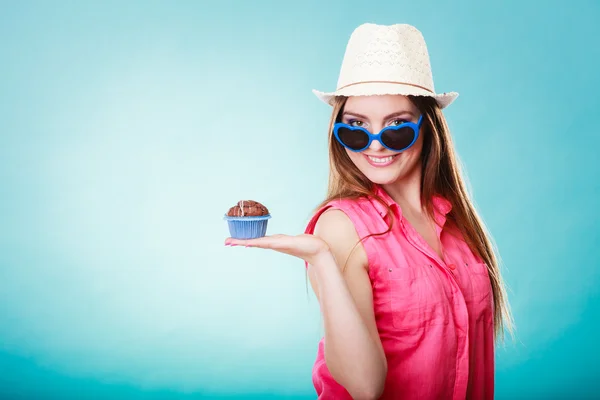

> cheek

[
  {"left": 404, "top": 137, "right": 424, "bottom": 159},
  {"left": 346, "top": 150, "right": 365, "bottom": 168},
  {"left": 398, "top": 143, "right": 423, "bottom": 172}
]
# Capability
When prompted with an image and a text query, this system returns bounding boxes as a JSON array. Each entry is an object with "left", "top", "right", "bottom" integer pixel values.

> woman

[{"left": 225, "top": 23, "right": 513, "bottom": 400}]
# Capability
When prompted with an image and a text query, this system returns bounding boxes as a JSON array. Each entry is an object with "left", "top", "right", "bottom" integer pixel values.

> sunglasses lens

[
  {"left": 337, "top": 127, "right": 370, "bottom": 150},
  {"left": 381, "top": 127, "right": 416, "bottom": 151}
]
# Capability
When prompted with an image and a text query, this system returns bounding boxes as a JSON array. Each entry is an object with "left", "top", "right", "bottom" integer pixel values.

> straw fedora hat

[{"left": 313, "top": 23, "right": 458, "bottom": 109}]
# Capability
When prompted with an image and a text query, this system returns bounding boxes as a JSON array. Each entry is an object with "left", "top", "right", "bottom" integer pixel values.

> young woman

[{"left": 225, "top": 23, "right": 513, "bottom": 400}]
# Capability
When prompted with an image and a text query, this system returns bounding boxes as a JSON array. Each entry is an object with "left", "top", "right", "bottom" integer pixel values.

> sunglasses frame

[{"left": 333, "top": 115, "right": 424, "bottom": 152}]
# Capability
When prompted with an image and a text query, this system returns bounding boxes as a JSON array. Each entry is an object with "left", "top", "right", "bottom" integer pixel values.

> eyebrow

[{"left": 342, "top": 110, "right": 415, "bottom": 121}]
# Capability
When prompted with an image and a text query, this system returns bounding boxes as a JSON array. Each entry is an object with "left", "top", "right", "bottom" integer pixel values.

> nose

[
  {"left": 368, "top": 125, "right": 386, "bottom": 151},
  {"left": 368, "top": 138, "right": 385, "bottom": 151}
]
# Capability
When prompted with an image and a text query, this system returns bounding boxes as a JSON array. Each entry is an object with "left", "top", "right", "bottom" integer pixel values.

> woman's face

[{"left": 340, "top": 94, "right": 424, "bottom": 185}]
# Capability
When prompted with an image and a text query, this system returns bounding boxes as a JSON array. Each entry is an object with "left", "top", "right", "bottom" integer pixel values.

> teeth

[{"left": 368, "top": 155, "right": 394, "bottom": 164}]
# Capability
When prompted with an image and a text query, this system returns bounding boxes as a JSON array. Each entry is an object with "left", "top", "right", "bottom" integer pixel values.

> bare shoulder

[{"left": 313, "top": 208, "right": 368, "bottom": 272}]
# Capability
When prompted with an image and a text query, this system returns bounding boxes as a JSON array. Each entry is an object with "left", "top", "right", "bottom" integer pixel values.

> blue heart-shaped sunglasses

[{"left": 333, "top": 115, "right": 424, "bottom": 152}]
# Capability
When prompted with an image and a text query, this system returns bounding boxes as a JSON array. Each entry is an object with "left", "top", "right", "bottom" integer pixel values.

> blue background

[{"left": 1, "top": 0, "right": 599, "bottom": 398}]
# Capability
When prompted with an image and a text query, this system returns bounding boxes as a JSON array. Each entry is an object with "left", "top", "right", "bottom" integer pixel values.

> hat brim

[{"left": 312, "top": 82, "right": 458, "bottom": 109}]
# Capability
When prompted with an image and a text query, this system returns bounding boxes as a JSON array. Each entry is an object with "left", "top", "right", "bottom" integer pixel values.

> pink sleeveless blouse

[{"left": 304, "top": 185, "right": 495, "bottom": 399}]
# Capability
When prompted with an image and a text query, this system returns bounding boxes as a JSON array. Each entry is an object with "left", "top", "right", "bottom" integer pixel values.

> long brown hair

[{"left": 315, "top": 95, "right": 514, "bottom": 342}]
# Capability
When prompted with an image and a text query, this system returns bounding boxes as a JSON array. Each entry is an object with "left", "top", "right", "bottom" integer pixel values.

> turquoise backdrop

[{"left": 1, "top": 0, "right": 599, "bottom": 398}]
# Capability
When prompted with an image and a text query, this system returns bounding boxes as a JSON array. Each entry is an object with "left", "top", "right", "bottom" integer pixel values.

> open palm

[{"left": 225, "top": 234, "right": 330, "bottom": 265}]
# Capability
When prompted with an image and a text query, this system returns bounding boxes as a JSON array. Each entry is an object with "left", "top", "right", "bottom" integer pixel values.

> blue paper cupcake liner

[{"left": 224, "top": 214, "right": 271, "bottom": 239}]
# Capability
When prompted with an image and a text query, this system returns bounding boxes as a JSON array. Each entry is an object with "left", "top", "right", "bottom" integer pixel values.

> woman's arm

[{"left": 309, "top": 209, "right": 387, "bottom": 400}]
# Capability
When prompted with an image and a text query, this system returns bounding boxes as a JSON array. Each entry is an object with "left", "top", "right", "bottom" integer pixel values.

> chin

[{"left": 362, "top": 169, "right": 401, "bottom": 186}]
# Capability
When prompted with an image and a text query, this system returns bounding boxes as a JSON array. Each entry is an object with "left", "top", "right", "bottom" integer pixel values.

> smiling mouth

[
  {"left": 368, "top": 155, "right": 394, "bottom": 163},
  {"left": 363, "top": 153, "right": 399, "bottom": 166}
]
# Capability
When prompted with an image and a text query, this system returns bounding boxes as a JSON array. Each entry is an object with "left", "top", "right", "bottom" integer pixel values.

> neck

[{"left": 382, "top": 166, "right": 423, "bottom": 216}]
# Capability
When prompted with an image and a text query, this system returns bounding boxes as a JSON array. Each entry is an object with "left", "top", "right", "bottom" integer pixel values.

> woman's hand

[{"left": 225, "top": 234, "right": 331, "bottom": 266}]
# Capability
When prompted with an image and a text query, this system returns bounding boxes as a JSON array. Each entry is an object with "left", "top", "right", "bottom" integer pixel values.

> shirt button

[{"left": 448, "top": 263, "right": 456, "bottom": 270}]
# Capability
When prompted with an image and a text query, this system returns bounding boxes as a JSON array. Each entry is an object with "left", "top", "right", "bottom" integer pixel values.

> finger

[
  {"left": 225, "top": 235, "right": 282, "bottom": 248},
  {"left": 225, "top": 234, "right": 289, "bottom": 249},
  {"left": 224, "top": 238, "right": 252, "bottom": 247}
]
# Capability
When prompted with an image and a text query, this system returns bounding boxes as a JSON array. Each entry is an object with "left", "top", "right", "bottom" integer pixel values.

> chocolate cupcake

[{"left": 224, "top": 200, "right": 271, "bottom": 239}]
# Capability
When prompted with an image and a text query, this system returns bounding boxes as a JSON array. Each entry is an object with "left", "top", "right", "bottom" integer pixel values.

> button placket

[
  {"left": 393, "top": 209, "right": 472, "bottom": 394},
  {"left": 399, "top": 218, "right": 460, "bottom": 285}
]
